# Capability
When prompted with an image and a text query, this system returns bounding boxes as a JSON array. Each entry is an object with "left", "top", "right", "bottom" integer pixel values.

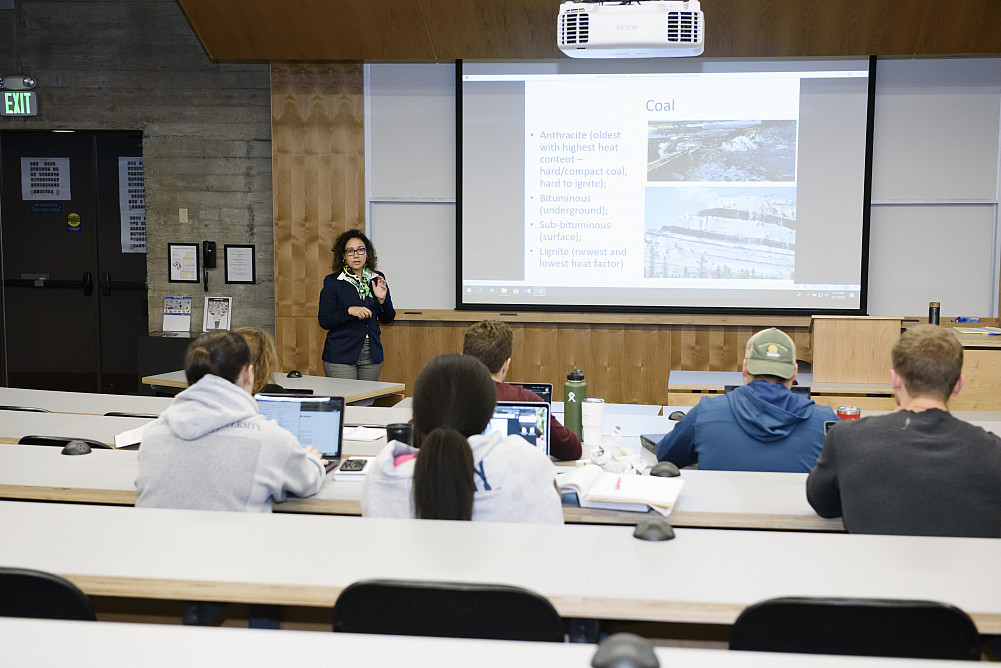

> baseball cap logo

[{"left": 766, "top": 343, "right": 780, "bottom": 357}]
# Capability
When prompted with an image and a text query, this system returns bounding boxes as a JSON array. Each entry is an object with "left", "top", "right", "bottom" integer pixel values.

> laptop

[
  {"left": 484, "top": 400, "right": 550, "bottom": 455},
  {"left": 256, "top": 394, "right": 345, "bottom": 472},
  {"left": 509, "top": 382, "right": 553, "bottom": 405},
  {"left": 641, "top": 434, "right": 665, "bottom": 455}
]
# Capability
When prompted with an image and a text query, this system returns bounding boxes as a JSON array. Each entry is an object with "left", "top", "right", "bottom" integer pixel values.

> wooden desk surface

[
  {"left": 0, "top": 402, "right": 410, "bottom": 450},
  {"left": 0, "top": 618, "right": 980, "bottom": 668},
  {"left": 3, "top": 500, "right": 999, "bottom": 631},
  {"left": 0, "top": 443, "right": 843, "bottom": 532},
  {"left": 0, "top": 412, "right": 154, "bottom": 447},
  {"left": 141, "top": 370, "right": 405, "bottom": 403},
  {"left": 551, "top": 401, "right": 663, "bottom": 416},
  {"left": 668, "top": 370, "right": 893, "bottom": 396},
  {"left": 952, "top": 328, "right": 1001, "bottom": 349},
  {"left": 0, "top": 387, "right": 174, "bottom": 416}
]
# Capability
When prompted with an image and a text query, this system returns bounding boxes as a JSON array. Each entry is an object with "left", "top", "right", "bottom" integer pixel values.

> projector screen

[{"left": 458, "top": 58, "right": 874, "bottom": 313}]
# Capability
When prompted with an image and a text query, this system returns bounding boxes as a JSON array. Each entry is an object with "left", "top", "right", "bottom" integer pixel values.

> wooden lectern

[{"left": 810, "top": 316, "right": 902, "bottom": 384}]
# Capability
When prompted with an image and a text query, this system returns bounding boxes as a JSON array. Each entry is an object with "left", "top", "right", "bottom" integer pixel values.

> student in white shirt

[{"left": 362, "top": 353, "right": 563, "bottom": 524}]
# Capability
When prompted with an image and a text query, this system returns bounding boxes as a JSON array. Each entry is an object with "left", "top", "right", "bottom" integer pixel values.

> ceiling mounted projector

[{"left": 558, "top": 0, "right": 705, "bottom": 58}]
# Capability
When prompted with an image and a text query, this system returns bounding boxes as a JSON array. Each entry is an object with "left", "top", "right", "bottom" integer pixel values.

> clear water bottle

[{"left": 564, "top": 368, "right": 587, "bottom": 439}]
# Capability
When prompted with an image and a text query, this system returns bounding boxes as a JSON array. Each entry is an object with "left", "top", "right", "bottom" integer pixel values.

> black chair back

[
  {"left": 0, "top": 405, "right": 51, "bottom": 413},
  {"left": 333, "top": 579, "right": 564, "bottom": 642},
  {"left": 0, "top": 567, "right": 96, "bottom": 621},
  {"left": 730, "top": 596, "right": 981, "bottom": 660},
  {"left": 104, "top": 411, "right": 159, "bottom": 419},
  {"left": 18, "top": 435, "right": 111, "bottom": 450}
]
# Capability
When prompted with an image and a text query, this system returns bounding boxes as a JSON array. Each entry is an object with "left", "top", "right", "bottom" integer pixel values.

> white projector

[{"left": 558, "top": 0, "right": 705, "bottom": 58}]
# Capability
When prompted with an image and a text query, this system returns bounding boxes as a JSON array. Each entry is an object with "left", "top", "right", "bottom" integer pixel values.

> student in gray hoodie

[
  {"left": 362, "top": 354, "right": 563, "bottom": 524},
  {"left": 136, "top": 330, "right": 325, "bottom": 512}
]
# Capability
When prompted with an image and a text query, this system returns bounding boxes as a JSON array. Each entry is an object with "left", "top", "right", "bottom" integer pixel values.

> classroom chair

[
  {"left": 0, "top": 567, "right": 96, "bottom": 621},
  {"left": 104, "top": 411, "right": 159, "bottom": 419},
  {"left": 0, "top": 405, "right": 51, "bottom": 412},
  {"left": 332, "top": 579, "right": 565, "bottom": 642},
  {"left": 729, "top": 596, "right": 981, "bottom": 660}
]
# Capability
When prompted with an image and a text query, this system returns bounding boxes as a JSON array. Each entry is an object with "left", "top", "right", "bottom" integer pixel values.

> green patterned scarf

[{"left": 343, "top": 265, "right": 376, "bottom": 299}]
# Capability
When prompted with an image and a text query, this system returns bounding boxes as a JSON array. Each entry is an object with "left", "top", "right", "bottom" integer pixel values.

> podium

[
  {"left": 810, "top": 316, "right": 902, "bottom": 384},
  {"left": 949, "top": 329, "right": 1001, "bottom": 410},
  {"left": 806, "top": 316, "right": 900, "bottom": 410}
]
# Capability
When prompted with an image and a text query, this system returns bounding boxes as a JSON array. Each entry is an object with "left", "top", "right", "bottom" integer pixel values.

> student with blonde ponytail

[
  {"left": 362, "top": 354, "right": 563, "bottom": 524},
  {"left": 136, "top": 330, "right": 325, "bottom": 512}
]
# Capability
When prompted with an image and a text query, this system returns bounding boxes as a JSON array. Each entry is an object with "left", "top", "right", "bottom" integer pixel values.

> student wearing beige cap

[{"left": 656, "top": 328, "right": 836, "bottom": 472}]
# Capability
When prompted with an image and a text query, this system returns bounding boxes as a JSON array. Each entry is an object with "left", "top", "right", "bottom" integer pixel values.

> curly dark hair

[{"left": 331, "top": 229, "right": 378, "bottom": 273}]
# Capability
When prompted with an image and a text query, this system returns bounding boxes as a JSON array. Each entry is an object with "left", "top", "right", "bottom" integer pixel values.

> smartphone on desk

[{"left": 338, "top": 458, "right": 368, "bottom": 473}]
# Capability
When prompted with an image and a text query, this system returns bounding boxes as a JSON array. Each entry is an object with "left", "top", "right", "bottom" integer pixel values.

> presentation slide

[{"left": 458, "top": 58, "right": 873, "bottom": 312}]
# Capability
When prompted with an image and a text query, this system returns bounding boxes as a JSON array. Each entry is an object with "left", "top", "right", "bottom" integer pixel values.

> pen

[{"left": 615, "top": 477, "right": 621, "bottom": 490}]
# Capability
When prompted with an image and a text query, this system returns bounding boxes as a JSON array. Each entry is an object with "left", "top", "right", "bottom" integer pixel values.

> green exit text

[{"left": 1, "top": 92, "right": 37, "bottom": 117}]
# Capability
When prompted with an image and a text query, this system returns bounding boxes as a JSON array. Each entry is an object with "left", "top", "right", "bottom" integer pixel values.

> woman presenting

[{"left": 318, "top": 229, "right": 396, "bottom": 382}]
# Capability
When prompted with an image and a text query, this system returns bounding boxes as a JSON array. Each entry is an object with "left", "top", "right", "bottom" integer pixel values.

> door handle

[
  {"left": 100, "top": 273, "right": 146, "bottom": 296},
  {"left": 3, "top": 272, "right": 95, "bottom": 295}
]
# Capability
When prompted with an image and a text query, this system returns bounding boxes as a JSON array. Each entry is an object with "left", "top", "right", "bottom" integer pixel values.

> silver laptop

[
  {"left": 484, "top": 400, "right": 550, "bottom": 455},
  {"left": 256, "top": 394, "right": 345, "bottom": 470}
]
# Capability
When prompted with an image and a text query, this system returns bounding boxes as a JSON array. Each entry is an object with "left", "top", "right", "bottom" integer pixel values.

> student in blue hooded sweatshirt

[{"left": 657, "top": 328, "right": 836, "bottom": 473}]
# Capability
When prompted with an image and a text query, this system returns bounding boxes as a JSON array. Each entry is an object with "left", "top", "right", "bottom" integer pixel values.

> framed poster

[
  {"left": 203, "top": 296, "right": 232, "bottom": 331},
  {"left": 168, "top": 243, "right": 200, "bottom": 283},
  {"left": 224, "top": 244, "right": 256, "bottom": 284}
]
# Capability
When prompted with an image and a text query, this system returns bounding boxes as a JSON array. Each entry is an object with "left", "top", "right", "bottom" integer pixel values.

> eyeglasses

[{"left": 345, "top": 247, "right": 367, "bottom": 256}]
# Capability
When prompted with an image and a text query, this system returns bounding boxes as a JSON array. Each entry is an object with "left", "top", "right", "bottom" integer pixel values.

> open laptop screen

[
  {"left": 255, "top": 394, "right": 345, "bottom": 460},
  {"left": 484, "top": 401, "right": 549, "bottom": 455},
  {"left": 508, "top": 382, "right": 553, "bottom": 405}
]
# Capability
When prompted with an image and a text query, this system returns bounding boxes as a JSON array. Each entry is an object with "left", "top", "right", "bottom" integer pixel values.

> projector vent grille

[
  {"left": 666, "top": 11, "right": 701, "bottom": 43},
  {"left": 559, "top": 12, "right": 589, "bottom": 45}
]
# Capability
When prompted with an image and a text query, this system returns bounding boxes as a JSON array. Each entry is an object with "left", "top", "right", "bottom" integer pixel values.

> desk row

[
  {"left": 0, "top": 443, "right": 841, "bottom": 531},
  {"left": 0, "top": 617, "right": 983, "bottom": 668},
  {"left": 2, "top": 500, "right": 1000, "bottom": 633}
]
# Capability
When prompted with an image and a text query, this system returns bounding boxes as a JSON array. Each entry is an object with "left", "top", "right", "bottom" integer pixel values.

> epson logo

[{"left": 616, "top": 23, "right": 639, "bottom": 31}]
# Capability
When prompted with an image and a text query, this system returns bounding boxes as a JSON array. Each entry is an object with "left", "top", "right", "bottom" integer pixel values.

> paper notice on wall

[
  {"left": 119, "top": 157, "right": 146, "bottom": 253},
  {"left": 203, "top": 296, "right": 232, "bottom": 331},
  {"left": 21, "top": 157, "right": 71, "bottom": 200},
  {"left": 170, "top": 245, "right": 198, "bottom": 282},
  {"left": 163, "top": 296, "right": 192, "bottom": 333}
]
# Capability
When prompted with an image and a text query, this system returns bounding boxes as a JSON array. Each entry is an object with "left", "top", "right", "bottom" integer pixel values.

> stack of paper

[
  {"left": 955, "top": 327, "right": 1001, "bottom": 335},
  {"left": 344, "top": 426, "right": 385, "bottom": 441},
  {"left": 557, "top": 464, "right": 684, "bottom": 516}
]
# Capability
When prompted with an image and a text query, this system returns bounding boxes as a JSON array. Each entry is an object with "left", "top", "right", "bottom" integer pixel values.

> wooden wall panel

[
  {"left": 272, "top": 63, "right": 365, "bottom": 373},
  {"left": 376, "top": 316, "right": 813, "bottom": 406},
  {"left": 181, "top": 0, "right": 1001, "bottom": 61}
]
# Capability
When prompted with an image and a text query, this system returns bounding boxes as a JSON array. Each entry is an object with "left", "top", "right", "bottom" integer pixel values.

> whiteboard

[
  {"left": 366, "top": 59, "right": 1001, "bottom": 317},
  {"left": 369, "top": 201, "right": 455, "bottom": 310},
  {"left": 867, "top": 204, "right": 997, "bottom": 317},
  {"left": 365, "top": 63, "right": 455, "bottom": 201},
  {"left": 870, "top": 58, "right": 1001, "bottom": 202}
]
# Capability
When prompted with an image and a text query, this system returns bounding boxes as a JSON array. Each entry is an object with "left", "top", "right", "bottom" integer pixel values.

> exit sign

[{"left": 1, "top": 91, "right": 37, "bottom": 117}]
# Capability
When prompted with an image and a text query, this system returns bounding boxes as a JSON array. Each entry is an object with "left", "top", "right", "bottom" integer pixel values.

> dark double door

[{"left": 0, "top": 131, "right": 147, "bottom": 393}]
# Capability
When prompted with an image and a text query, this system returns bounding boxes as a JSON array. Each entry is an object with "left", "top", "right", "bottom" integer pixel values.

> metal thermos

[
  {"left": 929, "top": 301, "right": 940, "bottom": 325},
  {"left": 564, "top": 368, "right": 587, "bottom": 439}
]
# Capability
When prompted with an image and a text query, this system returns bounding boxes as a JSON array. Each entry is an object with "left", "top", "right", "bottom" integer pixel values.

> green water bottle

[{"left": 564, "top": 368, "right": 587, "bottom": 439}]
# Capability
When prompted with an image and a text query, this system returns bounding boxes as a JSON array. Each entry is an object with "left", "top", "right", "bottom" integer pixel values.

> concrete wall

[{"left": 0, "top": 0, "right": 274, "bottom": 334}]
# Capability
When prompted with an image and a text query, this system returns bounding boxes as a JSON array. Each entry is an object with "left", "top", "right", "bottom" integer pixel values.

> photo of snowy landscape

[
  {"left": 644, "top": 187, "right": 796, "bottom": 280},
  {"left": 647, "top": 120, "right": 797, "bottom": 182}
]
